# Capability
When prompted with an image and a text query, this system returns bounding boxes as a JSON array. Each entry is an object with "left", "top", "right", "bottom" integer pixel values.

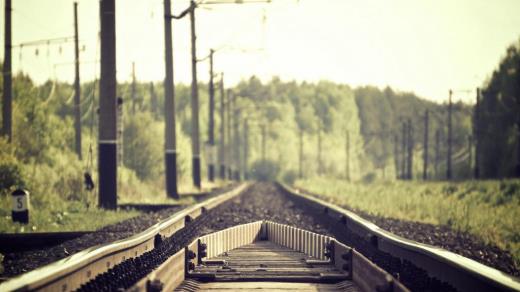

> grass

[
  {"left": 294, "top": 177, "right": 520, "bottom": 267},
  {"left": 0, "top": 172, "right": 228, "bottom": 233},
  {"left": 0, "top": 196, "right": 140, "bottom": 233}
]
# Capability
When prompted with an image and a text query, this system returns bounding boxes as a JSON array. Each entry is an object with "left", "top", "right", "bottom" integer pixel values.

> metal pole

[
  {"left": 2, "top": 0, "right": 12, "bottom": 142},
  {"left": 98, "top": 0, "right": 117, "bottom": 209},
  {"left": 117, "top": 97, "right": 123, "bottom": 167},
  {"left": 447, "top": 89, "right": 453, "bottom": 180},
  {"left": 234, "top": 107, "right": 241, "bottom": 180},
  {"left": 73, "top": 2, "right": 82, "bottom": 159},
  {"left": 407, "top": 119, "right": 413, "bottom": 180},
  {"left": 394, "top": 134, "right": 399, "bottom": 179},
  {"left": 468, "top": 134, "right": 473, "bottom": 177},
  {"left": 226, "top": 90, "right": 233, "bottom": 179},
  {"left": 150, "top": 82, "right": 158, "bottom": 118},
  {"left": 401, "top": 121, "right": 406, "bottom": 179},
  {"left": 346, "top": 130, "right": 350, "bottom": 181},
  {"left": 299, "top": 129, "right": 303, "bottom": 179},
  {"left": 164, "top": 0, "right": 178, "bottom": 198},
  {"left": 208, "top": 49, "right": 215, "bottom": 182},
  {"left": 317, "top": 128, "right": 322, "bottom": 175},
  {"left": 189, "top": 1, "right": 201, "bottom": 189},
  {"left": 131, "top": 62, "right": 136, "bottom": 114},
  {"left": 435, "top": 129, "right": 440, "bottom": 179},
  {"left": 474, "top": 88, "right": 480, "bottom": 179},
  {"left": 219, "top": 74, "right": 226, "bottom": 179},
  {"left": 243, "top": 118, "right": 249, "bottom": 180},
  {"left": 261, "top": 124, "right": 266, "bottom": 163},
  {"left": 423, "top": 110, "right": 429, "bottom": 180}
]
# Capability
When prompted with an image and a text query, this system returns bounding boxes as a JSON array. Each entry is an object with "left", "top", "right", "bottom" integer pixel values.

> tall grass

[{"left": 295, "top": 178, "right": 520, "bottom": 266}]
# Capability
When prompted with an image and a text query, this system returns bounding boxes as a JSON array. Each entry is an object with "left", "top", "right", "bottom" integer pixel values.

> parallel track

[{"left": 279, "top": 183, "right": 520, "bottom": 292}]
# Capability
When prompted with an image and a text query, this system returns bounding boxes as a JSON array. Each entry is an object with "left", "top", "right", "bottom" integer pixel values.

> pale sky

[{"left": 1, "top": 0, "right": 520, "bottom": 103}]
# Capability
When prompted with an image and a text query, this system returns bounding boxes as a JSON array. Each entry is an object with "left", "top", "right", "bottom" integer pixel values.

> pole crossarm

[
  {"left": 13, "top": 36, "right": 74, "bottom": 48},
  {"left": 169, "top": 0, "right": 270, "bottom": 19}
]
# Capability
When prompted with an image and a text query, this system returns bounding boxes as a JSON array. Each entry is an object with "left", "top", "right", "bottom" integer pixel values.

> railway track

[{"left": 0, "top": 182, "right": 519, "bottom": 291}]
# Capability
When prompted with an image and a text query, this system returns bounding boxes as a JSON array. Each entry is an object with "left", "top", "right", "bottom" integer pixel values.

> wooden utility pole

[
  {"left": 346, "top": 130, "right": 350, "bottom": 181},
  {"left": 98, "top": 0, "right": 117, "bottom": 209},
  {"left": 447, "top": 89, "right": 453, "bottom": 180},
  {"left": 468, "top": 135, "right": 473, "bottom": 177},
  {"left": 2, "top": 0, "right": 12, "bottom": 142},
  {"left": 423, "top": 110, "right": 429, "bottom": 180},
  {"left": 407, "top": 119, "right": 413, "bottom": 180},
  {"left": 243, "top": 118, "right": 249, "bottom": 180},
  {"left": 299, "top": 130, "right": 303, "bottom": 179},
  {"left": 401, "top": 121, "right": 407, "bottom": 179},
  {"left": 189, "top": 0, "right": 201, "bottom": 188},
  {"left": 219, "top": 74, "right": 226, "bottom": 179},
  {"left": 394, "top": 134, "right": 399, "bottom": 179},
  {"left": 261, "top": 124, "right": 266, "bottom": 163},
  {"left": 233, "top": 108, "right": 241, "bottom": 181},
  {"left": 150, "top": 82, "right": 158, "bottom": 118},
  {"left": 131, "top": 62, "right": 136, "bottom": 114},
  {"left": 207, "top": 49, "right": 215, "bottom": 182},
  {"left": 164, "top": 0, "right": 178, "bottom": 198},
  {"left": 116, "top": 97, "right": 123, "bottom": 166},
  {"left": 474, "top": 88, "right": 480, "bottom": 179},
  {"left": 317, "top": 128, "right": 322, "bottom": 175},
  {"left": 435, "top": 129, "right": 440, "bottom": 178},
  {"left": 226, "top": 90, "right": 233, "bottom": 179},
  {"left": 73, "top": 2, "right": 82, "bottom": 159}
]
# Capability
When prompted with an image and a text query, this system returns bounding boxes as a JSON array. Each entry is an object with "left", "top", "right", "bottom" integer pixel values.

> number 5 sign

[{"left": 12, "top": 189, "right": 29, "bottom": 224}]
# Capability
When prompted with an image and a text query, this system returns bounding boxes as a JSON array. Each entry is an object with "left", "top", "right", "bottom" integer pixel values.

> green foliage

[
  {"left": 478, "top": 38, "right": 520, "bottom": 178},
  {"left": 235, "top": 77, "right": 364, "bottom": 180},
  {"left": 354, "top": 85, "right": 473, "bottom": 180},
  {"left": 296, "top": 178, "right": 520, "bottom": 266},
  {"left": 123, "top": 112, "right": 163, "bottom": 181},
  {"left": 0, "top": 138, "right": 25, "bottom": 192},
  {"left": 282, "top": 170, "right": 298, "bottom": 185},
  {"left": 250, "top": 160, "right": 280, "bottom": 181}
]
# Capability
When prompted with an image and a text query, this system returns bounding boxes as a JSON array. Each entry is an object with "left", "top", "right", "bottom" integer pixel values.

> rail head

[
  {"left": 279, "top": 182, "right": 520, "bottom": 292},
  {"left": 0, "top": 183, "right": 249, "bottom": 292}
]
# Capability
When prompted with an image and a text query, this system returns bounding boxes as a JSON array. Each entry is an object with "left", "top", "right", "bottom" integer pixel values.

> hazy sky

[{"left": 1, "top": 0, "right": 520, "bottom": 103}]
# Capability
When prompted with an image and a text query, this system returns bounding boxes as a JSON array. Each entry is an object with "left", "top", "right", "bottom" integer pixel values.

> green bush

[
  {"left": 282, "top": 170, "right": 298, "bottom": 185},
  {"left": 0, "top": 138, "right": 25, "bottom": 193},
  {"left": 0, "top": 163, "right": 24, "bottom": 191},
  {"left": 250, "top": 160, "right": 280, "bottom": 181}
]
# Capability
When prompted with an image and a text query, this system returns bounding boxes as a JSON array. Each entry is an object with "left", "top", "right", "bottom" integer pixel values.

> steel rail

[
  {"left": 128, "top": 220, "right": 410, "bottom": 292},
  {"left": 279, "top": 183, "right": 520, "bottom": 292},
  {"left": 0, "top": 183, "right": 250, "bottom": 292}
]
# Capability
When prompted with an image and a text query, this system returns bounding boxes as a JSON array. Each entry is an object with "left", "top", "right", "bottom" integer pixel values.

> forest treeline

[
  {"left": 478, "top": 41, "right": 520, "bottom": 178},
  {"left": 0, "top": 38, "right": 519, "bottom": 202}
]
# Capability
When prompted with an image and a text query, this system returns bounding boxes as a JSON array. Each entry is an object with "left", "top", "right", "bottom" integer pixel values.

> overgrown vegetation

[
  {"left": 0, "top": 37, "right": 519, "bottom": 236},
  {"left": 295, "top": 177, "right": 520, "bottom": 266},
  {"left": 0, "top": 69, "right": 205, "bottom": 233},
  {"left": 354, "top": 86, "right": 473, "bottom": 180},
  {"left": 478, "top": 39, "right": 520, "bottom": 178}
]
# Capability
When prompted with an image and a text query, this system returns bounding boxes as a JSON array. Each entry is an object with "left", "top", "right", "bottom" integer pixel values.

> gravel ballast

[
  {"left": 2, "top": 182, "right": 517, "bottom": 292},
  {"left": 80, "top": 183, "right": 457, "bottom": 291},
  {"left": 296, "top": 187, "right": 519, "bottom": 277},
  {"left": 0, "top": 184, "right": 239, "bottom": 279}
]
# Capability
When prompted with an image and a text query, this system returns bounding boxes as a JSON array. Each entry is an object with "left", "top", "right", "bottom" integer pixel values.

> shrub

[
  {"left": 250, "top": 159, "right": 280, "bottom": 181},
  {"left": 282, "top": 170, "right": 298, "bottom": 185},
  {"left": 0, "top": 138, "right": 25, "bottom": 193}
]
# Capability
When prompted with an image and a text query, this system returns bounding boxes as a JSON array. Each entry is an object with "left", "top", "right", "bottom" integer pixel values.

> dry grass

[{"left": 295, "top": 178, "right": 520, "bottom": 266}]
